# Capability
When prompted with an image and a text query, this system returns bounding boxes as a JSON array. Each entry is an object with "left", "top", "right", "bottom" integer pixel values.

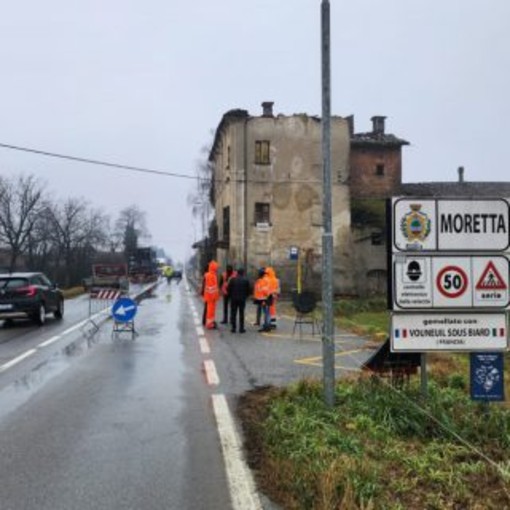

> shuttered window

[{"left": 254, "top": 140, "right": 270, "bottom": 165}]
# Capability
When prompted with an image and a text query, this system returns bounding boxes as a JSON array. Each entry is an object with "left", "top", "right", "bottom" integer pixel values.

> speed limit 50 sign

[
  {"left": 436, "top": 265, "right": 469, "bottom": 299},
  {"left": 393, "top": 255, "right": 510, "bottom": 309}
]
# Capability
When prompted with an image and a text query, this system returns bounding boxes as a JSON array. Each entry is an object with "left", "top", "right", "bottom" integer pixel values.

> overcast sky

[{"left": 0, "top": 1, "right": 508, "bottom": 263}]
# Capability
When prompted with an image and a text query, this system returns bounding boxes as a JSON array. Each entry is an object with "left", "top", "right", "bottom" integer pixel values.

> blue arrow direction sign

[{"left": 111, "top": 297, "right": 138, "bottom": 323}]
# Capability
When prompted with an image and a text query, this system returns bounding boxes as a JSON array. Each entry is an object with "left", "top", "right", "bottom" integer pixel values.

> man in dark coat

[{"left": 227, "top": 267, "right": 251, "bottom": 333}]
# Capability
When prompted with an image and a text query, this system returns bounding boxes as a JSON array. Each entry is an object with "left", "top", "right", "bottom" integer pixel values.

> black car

[{"left": 0, "top": 272, "right": 64, "bottom": 325}]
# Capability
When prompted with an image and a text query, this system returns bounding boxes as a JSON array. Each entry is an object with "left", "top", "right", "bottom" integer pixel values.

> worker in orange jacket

[
  {"left": 265, "top": 267, "right": 280, "bottom": 329},
  {"left": 253, "top": 268, "right": 272, "bottom": 332},
  {"left": 202, "top": 260, "right": 220, "bottom": 329}
]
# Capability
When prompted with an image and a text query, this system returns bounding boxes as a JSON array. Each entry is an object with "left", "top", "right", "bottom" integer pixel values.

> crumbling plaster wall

[{"left": 244, "top": 114, "right": 355, "bottom": 295}]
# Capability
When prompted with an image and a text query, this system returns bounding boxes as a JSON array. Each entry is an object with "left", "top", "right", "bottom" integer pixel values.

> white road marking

[
  {"left": 59, "top": 318, "right": 90, "bottom": 335},
  {"left": 3, "top": 315, "right": 106, "bottom": 373},
  {"left": 0, "top": 349, "right": 37, "bottom": 372},
  {"left": 212, "top": 394, "right": 262, "bottom": 510},
  {"left": 185, "top": 280, "right": 262, "bottom": 509},
  {"left": 203, "top": 359, "right": 219, "bottom": 385},
  {"left": 199, "top": 337, "right": 210, "bottom": 354},
  {"left": 38, "top": 335, "right": 62, "bottom": 348},
  {"left": 194, "top": 318, "right": 201, "bottom": 327}
]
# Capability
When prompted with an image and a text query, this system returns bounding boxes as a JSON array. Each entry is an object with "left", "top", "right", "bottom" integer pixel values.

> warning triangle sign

[{"left": 476, "top": 261, "right": 508, "bottom": 290}]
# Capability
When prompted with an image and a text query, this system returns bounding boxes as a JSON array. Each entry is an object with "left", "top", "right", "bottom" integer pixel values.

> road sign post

[
  {"left": 111, "top": 297, "right": 138, "bottom": 340},
  {"left": 390, "top": 197, "right": 510, "bottom": 398}
]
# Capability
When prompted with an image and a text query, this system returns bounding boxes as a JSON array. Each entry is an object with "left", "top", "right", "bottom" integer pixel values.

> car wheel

[
  {"left": 33, "top": 303, "right": 46, "bottom": 326},
  {"left": 54, "top": 299, "right": 64, "bottom": 319}
]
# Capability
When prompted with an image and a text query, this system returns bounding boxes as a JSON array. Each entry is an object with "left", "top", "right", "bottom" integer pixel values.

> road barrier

[{"left": 83, "top": 280, "right": 160, "bottom": 337}]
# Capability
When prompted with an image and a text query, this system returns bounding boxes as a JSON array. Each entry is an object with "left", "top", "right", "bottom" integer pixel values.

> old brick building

[
  {"left": 202, "top": 103, "right": 417, "bottom": 296},
  {"left": 348, "top": 115, "right": 409, "bottom": 295},
  {"left": 349, "top": 115, "right": 409, "bottom": 200},
  {"left": 208, "top": 102, "right": 354, "bottom": 295}
]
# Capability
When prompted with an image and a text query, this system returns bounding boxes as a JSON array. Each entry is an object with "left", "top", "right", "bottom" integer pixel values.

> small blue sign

[
  {"left": 470, "top": 353, "right": 505, "bottom": 401},
  {"left": 111, "top": 297, "right": 138, "bottom": 323},
  {"left": 289, "top": 246, "right": 299, "bottom": 261}
]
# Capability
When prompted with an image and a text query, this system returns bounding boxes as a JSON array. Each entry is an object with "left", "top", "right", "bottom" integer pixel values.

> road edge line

[{"left": 211, "top": 393, "right": 262, "bottom": 510}]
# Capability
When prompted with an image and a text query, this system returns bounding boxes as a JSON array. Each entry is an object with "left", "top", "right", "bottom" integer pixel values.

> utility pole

[{"left": 321, "top": 0, "right": 335, "bottom": 407}]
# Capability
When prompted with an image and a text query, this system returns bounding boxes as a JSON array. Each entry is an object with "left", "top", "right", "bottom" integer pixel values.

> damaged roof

[
  {"left": 209, "top": 109, "right": 249, "bottom": 162},
  {"left": 351, "top": 131, "right": 410, "bottom": 147},
  {"left": 399, "top": 181, "right": 510, "bottom": 197}
]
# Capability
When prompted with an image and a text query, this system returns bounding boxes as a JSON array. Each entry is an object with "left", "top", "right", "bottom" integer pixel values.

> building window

[
  {"left": 223, "top": 206, "right": 230, "bottom": 245},
  {"left": 254, "top": 202, "right": 270, "bottom": 225},
  {"left": 226, "top": 146, "right": 231, "bottom": 169},
  {"left": 255, "top": 140, "right": 270, "bottom": 165},
  {"left": 375, "top": 164, "right": 385, "bottom": 176}
]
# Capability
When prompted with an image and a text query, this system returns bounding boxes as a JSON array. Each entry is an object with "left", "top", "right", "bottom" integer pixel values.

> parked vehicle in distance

[
  {"left": 128, "top": 247, "right": 159, "bottom": 284},
  {"left": 0, "top": 272, "right": 64, "bottom": 325},
  {"left": 172, "top": 269, "right": 183, "bottom": 281},
  {"left": 82, "top": 263, "right": 129, "bottom": 293}
]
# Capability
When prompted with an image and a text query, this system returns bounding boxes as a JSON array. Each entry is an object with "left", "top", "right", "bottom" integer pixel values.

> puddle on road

[
  {"left": 0, "top": 285, "right": 172, "bottom": 421},
  {"left": 0, "top": 329, "right": 105, "bottom": 421}
]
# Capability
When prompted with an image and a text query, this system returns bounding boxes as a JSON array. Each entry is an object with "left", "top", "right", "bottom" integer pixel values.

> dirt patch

[{"left": 237, "top": 386, "right": 290, "bottom": 508}]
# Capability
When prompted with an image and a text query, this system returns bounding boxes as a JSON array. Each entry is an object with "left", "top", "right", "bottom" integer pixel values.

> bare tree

[
  {"left": 187, "top": 148, "right": 214, "bottom": 243},
  {"left": 47, "top": 198, "right": 88, "bottom": 285},
  {"left": 104, "top": 218, "right": 123, "bottom": 253},
  {"left": 26, "top": 200, "right": 55, "bottom": 273},
  {"left": 0, "top": 174, "right": 47, "bottom": 271},
  {"left": 115, "top": 205, "right": 150, "bottom": 256},
  {"left": 47, "top": 198, "right": 109, "bottom": 286}
]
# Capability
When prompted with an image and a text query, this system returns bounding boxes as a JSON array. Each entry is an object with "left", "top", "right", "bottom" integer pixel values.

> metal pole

[
  {"left": 420, "top": 353, "right": 428, "bottom": 398},
  {"left": 321, "top": 0, "right": 335, "bottom": 407},
  {"left": 243, "top": 119, "right": 249, "bottom": 270}
]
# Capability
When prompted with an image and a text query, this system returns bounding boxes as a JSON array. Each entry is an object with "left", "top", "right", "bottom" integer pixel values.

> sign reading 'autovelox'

[{"left": 393, "top": 198, "right": 510, "bottom": 252}]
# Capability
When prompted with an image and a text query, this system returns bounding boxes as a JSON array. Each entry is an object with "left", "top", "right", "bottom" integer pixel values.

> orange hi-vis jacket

[
  {"left": 253, "top": 276, "right": 270, "bottom": 301},
  {"left": 265, "top": 267, "right": 279, "bottom": 296},
  {"left": 203, "top": 261, "right": 220, "bottom": 302}
]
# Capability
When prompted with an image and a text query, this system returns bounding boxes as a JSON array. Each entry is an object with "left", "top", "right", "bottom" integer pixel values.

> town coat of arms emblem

[{"left": 400, "top": 204, "right": 431, "bottom": 245}]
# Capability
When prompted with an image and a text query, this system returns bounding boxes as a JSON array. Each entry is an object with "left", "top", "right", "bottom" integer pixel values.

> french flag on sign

[{"left": 395, "top": 328, "right": 408, "bottom": 339}]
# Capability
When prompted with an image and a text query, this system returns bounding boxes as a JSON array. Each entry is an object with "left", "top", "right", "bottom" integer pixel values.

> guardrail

[{"left": 82, "top": 280, "right": 160, "bottom": 336}]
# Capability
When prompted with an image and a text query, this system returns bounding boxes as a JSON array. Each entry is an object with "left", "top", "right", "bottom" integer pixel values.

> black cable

[
  {"left": 0, "top": 141, "right": 323, "bottom": 185},
  {"left": 0, "top": 142, "right": 199, "bottom": 181}
]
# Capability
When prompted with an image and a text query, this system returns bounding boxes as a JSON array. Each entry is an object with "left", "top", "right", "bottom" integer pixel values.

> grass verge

[
  {"left": 238, "top": 377, "right": 510, "bottom": 509},
  {"left": 256, "top": 296, "right": 510, "bottom": 507},
  {"left": 62, "top": 286, "right": 86, "bottom": 299}
]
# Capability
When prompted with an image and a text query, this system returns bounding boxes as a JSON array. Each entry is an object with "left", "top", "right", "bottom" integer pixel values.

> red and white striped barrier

[{"left": 90, "top": 289, "right": 121, "bottom": 300}]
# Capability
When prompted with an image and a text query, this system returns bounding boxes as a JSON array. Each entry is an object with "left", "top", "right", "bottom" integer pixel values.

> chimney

[
  {"left": 261, "top": 101, "right": 274, "bottom": 117},
  {"left": 458, "top": 166, "right": 465, "bottom": 183},
  {"left": 345, "top": 115, "right": 355, "bottom": 137},
  {"left": 371, "top": 116, "right": 386, "bottom": 135}
]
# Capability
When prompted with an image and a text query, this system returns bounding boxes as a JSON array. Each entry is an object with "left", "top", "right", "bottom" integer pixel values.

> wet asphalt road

[
  {"left": 0, "top": 283, "right": 232, "bottom": 510},
  {"left": 0, "top": 280, "right": 373, "bottom": 510}
]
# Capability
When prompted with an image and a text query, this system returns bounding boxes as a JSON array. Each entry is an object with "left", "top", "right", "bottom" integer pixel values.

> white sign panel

[
  {"left": 394, "top": 255, "right": 510, "bottom": 309},
  {"left": 393, "top": 198, "right": 510, "bottom": 252},
  {"left": 391, "top": 313, "right": 508, "bottom": 351},
  {"left": 394, "top": 256, "right": 433, "bottom": 308},
  {"left": 393, "top": 199, "right": 437, "bottom": 251}
]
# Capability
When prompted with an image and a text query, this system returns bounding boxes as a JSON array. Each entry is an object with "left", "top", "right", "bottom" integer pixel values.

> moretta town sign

[{"left": 394, "top": 198, "right": 510, "bottom": 252}]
